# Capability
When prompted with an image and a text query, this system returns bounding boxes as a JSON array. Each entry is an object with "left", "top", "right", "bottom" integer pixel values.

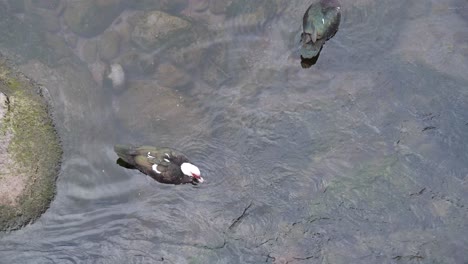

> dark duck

[
  {"left": 114, "top": 145, "right": 204, "bottom": 185},
  {"left": 300, "top": 0, "right": 341, "bottom": 59}
]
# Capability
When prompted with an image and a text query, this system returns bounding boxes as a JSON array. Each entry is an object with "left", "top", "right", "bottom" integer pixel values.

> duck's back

[
  {"left": 304, "top": 0, "right": 341, "bottom": 41},
  {"left": 114, "top": 145, "right": 193, "bottom": 184},
  {"left": 321, "top": 0, "right": 341, "bottom": 41}
]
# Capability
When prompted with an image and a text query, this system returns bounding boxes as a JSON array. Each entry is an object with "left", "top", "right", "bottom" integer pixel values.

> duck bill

[
  {"left": 193, "top": 176, "right": 204, "bottom": 184},
  {"left": 300, "top": 33, "right": 312, "bottom": 45}
]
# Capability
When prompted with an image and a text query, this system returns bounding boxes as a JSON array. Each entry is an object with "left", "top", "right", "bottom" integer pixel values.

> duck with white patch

[{"left": 114, "top": 145, "right": 204, "bottom": 185}]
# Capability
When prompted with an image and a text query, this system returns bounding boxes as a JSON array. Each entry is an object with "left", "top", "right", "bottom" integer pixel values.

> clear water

[{"left": 0, "top": 0, "right": 467, "bottom": 263}]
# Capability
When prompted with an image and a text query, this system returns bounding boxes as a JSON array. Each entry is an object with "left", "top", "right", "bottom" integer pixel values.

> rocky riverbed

[{"left": 0, "top": 0, "right": 467, "bottom": 263}]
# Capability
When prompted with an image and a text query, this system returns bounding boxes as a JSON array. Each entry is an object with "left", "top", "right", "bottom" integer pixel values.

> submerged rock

[
  {"left": 155, "top": 63, "right": 191, "bottom": 88},
  {"left": 116, "top": 50, "right": 157, "bottom": 76},
  {"left": 25, "top": 0, "right": 62, "bottom": 11},
  {"left": 190, "top": 0, "right": 209, "bottom": 12},
  {"left": 114, "top": 80, "right": 200, "bottom": 138},
  {"left": 64, "top": 0, "right": 123, "bottom": 37},
  {"left": 0, "top": 55, "right": 62, "bottom": 231},
  {"left": 209, "top": 0, "right": 232, "bottom": 15},
  {"left": 44, "top": 33, "right": 72, "bottom": 61},
  {"left": 126, "top": 0, "right": 188, "bottom": 13},
  {"left": 33, "top": 11, "right": 61, "bottom": 32},
  {"left": 130, "top": 10, "right": 192, "bottom": 51},
  {"left": 300, "top": 0, "right": 341, "bottom": 59},
  {"left": 81, "top": 39, "right": 98, "bottom": 63},
  {"left": 99, "top": 30, "right": 121, "bottom": 61},
  {"left": 225, "top": 0, "right": 278, "bottom": 29}
]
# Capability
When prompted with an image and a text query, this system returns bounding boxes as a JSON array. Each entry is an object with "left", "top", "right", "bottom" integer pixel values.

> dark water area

[{"left": 0, "top": 0, "right": 467, "bottom": 263}]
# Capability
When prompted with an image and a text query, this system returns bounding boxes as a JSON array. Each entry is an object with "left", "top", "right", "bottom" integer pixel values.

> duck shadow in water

[
  {"left": 300, "top": 47, "right": 322, "bottom": 68},
  {"left": 116, "top": 158, "right": 136, "bottom": 169}
]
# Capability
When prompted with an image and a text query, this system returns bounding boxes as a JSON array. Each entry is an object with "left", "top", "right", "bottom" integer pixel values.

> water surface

[{"left": 0, "top": 0, "right": 467, "bottom": 263}]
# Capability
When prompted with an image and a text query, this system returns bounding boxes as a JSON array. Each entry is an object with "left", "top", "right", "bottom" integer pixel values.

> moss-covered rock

[{"left": 0, "top": 55, "right": 62, "bottom": 231}]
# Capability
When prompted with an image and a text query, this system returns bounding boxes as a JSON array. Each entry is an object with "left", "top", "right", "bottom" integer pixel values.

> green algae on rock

[{"left": 0, "top": 56, "right": 62, "bottom": 231}]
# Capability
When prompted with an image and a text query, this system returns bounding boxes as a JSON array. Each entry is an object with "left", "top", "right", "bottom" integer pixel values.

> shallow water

[{"left": 1, "top": 0, "right": 467, "bottom": 263}]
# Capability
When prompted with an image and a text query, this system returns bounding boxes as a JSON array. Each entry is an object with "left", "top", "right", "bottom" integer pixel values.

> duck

[
  {"left": 300, "top": 0, "right": 341, "bottom": 58},
  {"left": 114, "top": 145, "right": 204, "bottom": 185}
]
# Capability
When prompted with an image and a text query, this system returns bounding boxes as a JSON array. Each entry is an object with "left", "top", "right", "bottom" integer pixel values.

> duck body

[
  {"left": 300, "top": 0, "right": 341, "bottom": 58},
  {"left": 114, "top": 145, "right": 203, "bottom": 185}
]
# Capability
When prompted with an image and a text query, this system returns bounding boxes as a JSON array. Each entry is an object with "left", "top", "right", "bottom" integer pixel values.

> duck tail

[{"left": 114, "top": 144, "right": 135, "bottom": 165}]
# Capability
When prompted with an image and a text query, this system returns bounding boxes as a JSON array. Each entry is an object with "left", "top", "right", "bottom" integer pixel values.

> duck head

[
  {"left": 301, "top": 26, "right": 317, "bottom": 45},
  {"left": 301, "top": 4, "right": 318, "bottom": 45},
  {"left": 300, "top": 40, "right": 323, "bottom": 59},
  {"left": 181, "top": 162, "right": 204, "bottom": 184},
  {"left": 300, "top": 22, "right": 321, "bottom": 59}
]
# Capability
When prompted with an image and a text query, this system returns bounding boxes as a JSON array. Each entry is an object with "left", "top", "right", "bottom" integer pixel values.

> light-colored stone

[
  {"left": 0, "top": 92, "right": 8, "bottom": 118},
  {"left": 0, "top": 95, "right": 28, "bottom": 208},
  {"left": 106, "top": 63, "right": 125, "bottom": 90}
]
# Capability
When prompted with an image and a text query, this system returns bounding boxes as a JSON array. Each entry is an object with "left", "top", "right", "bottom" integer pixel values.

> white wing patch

[
  {"left": 164, "top": 158, "right": 170, "bottom": 162},
  {"left": 147, "top": 152, "right": 155, "bottom": 158},
  {"left": 322, "top": 18, "right": 325, "bottom": 24},
  {"left": 165, "top": 153, "right": 170, "bottom": 158},
  {"left": 152, "top": 164, "right": 161, "bottom": 174}
]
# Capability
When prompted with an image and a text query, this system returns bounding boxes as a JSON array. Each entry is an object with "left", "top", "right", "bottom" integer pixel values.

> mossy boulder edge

[{"left": 0, "top": 55, "right": 62, "bottom": 231}]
